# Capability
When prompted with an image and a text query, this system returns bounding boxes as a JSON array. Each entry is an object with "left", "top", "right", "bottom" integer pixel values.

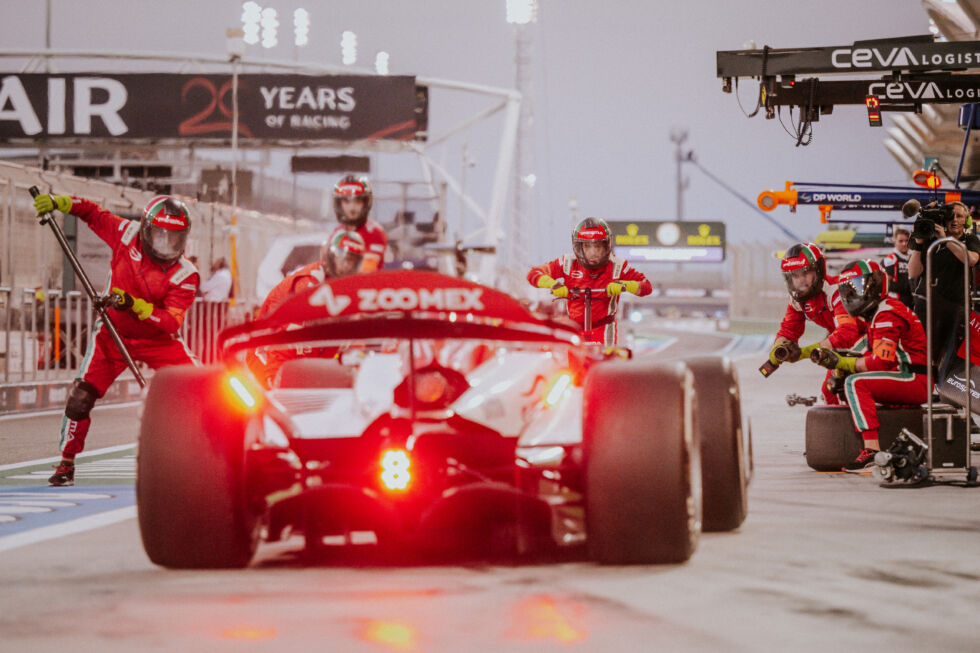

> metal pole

[
  {"left": 924, "top": 236, "right": 972, "bottom": 468},
  {"left": 29, "top": 187, "right": 146, "bottom": 387},
  {"left": 670, "top": 129, "right": 689, "bottom": 221},
  {"left": 229, "top": 59, "right": 241, "bottom": 305}
]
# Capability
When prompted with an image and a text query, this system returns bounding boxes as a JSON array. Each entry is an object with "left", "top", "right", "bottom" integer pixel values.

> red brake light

[
  {"left": 226, "top": 374, "right": 260, "bottom": 411},
  {"left": 543, "top": 370, "right": 574, "bottom": 407},
  {"left": 380, "top": 449, "right": 411, "bottom": 491}
]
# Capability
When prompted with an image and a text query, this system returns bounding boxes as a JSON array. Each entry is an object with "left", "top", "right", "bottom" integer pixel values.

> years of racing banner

[{"left": 0, "top": 73, "right": 424, "bottom": 143}]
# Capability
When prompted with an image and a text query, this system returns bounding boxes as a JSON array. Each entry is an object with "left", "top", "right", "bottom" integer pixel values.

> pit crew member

[
  {"left": 882, "top": 227, "right": 913, "bottom": 309},
  {"left": 527, "top": 217, "right": 652, "bottom": 345},
  {"left": 333, "top": 175, "right": 387, "bottom": 272},
  {"left": 810, "top": 260, "right": 928, "bottom": 471},
  {"left": 33, "top": 193, "right": 199, "bottom": 486},
  {"left": 770, "top": 242, "right": 867, "bottom": 405},
  {"left": 249, "top": 229, "right": 366, "bottom": 387}
]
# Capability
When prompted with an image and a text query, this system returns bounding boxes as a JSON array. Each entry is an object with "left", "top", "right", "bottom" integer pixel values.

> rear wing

[{"left": 218, "top": 270, "right": 581, "bottom": 358}]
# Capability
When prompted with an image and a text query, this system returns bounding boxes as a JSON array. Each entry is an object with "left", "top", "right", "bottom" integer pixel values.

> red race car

[{"left": 136, "top": 271, "right": 749, "bottom": 568}]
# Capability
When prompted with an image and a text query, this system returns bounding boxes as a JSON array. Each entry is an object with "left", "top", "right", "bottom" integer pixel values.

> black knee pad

[{"left": 65, "top": 380, "right": 98, "bottom": 421}]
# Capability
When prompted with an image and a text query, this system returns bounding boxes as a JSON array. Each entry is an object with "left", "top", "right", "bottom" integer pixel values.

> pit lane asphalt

[{"left": 1, "top": 332, "right": 979, "bottom": 652}]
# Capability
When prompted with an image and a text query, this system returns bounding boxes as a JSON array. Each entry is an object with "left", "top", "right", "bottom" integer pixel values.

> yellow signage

[
  {"left": 614, "top": 222, "right": 649, "bottom": 245},
  {"left": 686, "top": 223, "right": 721, "bottom": 246}
]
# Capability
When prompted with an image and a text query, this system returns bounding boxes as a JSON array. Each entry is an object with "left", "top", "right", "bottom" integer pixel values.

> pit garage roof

[{"left": 889, "top": 1, "right": 980, "bottom": 184}]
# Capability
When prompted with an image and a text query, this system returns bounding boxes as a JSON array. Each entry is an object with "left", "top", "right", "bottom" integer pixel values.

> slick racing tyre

[
  {"left": 686, "top": 356, "right": 748, "bottom": 532},
  {"left": 137, "top": 366, "right": 260, "bottom": 568},
  {"left": 805, "top": 405, "right": 924, "bottom": 471},
  {"left": 804, "top": 406, "right": 863, "bottom": 471},
  {"left": 584, "top": 360, "right": 701, "bottom": 564}
]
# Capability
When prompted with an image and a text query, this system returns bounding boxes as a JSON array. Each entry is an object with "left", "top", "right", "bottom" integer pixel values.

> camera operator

[{"left": 907, "top": 201, "right": 980, "bottom": 367}]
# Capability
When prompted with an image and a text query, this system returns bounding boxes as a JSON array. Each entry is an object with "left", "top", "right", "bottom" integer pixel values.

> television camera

[{"left": 902, "top": 198, "right": 955, "bottom": 248}]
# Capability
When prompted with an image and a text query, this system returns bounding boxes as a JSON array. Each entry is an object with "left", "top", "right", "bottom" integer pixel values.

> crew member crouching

[{"left": 811, "top": 260, "right": 929, "bottom": 471}]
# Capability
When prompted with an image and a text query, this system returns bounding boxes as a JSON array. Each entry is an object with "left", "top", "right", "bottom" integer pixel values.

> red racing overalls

[
  {"left": 528, "top": 254, "right": 652, "bottom": 345},
  {"left": 352, "top": 218, "right": 388, "bottom": 272},
  {"left": 61, "top": 198, "right": 199, "bottom": 458},
  {"left": 842, "top": 297, "right": 929, "bottom": 444},
  {"left": 776, "top": 280, "right": 867, "bottom": 404},
  {"left": 249, "top": 262, "right": 332, "bottom": 387}
]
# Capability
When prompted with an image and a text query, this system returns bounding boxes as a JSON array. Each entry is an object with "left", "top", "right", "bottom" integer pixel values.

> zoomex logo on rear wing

[
  {"left": 269, "top": 270, "right": 533, "bottom": 326},
  {"left": 310, "top": 285, "right": 485, "bottom": 316}
]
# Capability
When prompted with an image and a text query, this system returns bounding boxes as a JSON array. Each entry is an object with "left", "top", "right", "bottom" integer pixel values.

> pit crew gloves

[
  {"left": 810, "top": 347, "right": 857, "bottom": 374},
  {"left": 536, "top": 274, "right": 558, "bottom": 289},
  {"left": 111, "top": 287, "right": 154, "bottom": 321},
  {"left": 797, "top": 342, "right": 819, "bottom": 362},
  {"left": 605, "top": 280, "right": 641, "bottom": 296},
  {"left": 551, "top": 285, "right": 570, "bottom": 298},
  {"left": 33, "top": 194, "right": 73, "bottom": 218}
]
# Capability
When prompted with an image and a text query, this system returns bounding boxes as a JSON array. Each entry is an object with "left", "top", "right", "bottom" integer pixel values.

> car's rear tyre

[
  {"left": 804, "top": 405, "right": 924, "bottom": 471},
  {"left": 137, "top": 366, "right": 259, "bottom": 568},
  {"left": 584, "top": 361, "right": 701, "bottom": 564},
  {"left": 274, "top": 357, "right": 353, "bottom": 389},
  {"left": 686, "top": 356, "right": 748, "bottom": 532}
]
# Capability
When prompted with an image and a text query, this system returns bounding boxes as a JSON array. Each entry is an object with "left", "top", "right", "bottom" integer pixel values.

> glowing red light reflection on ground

[
  {"left": 511, "top": 595, "right": 588, "bottom": 643},
  {"left": 359, "top": 619, "right": 418, "bottom": 651}
]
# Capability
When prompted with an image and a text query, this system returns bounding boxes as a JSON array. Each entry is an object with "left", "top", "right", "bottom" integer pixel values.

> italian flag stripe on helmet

[
  {"left": 801, "top": 242, "right": 819, "bottom": 265},
  {"left": 853, "top": 259, "right": 873, "bottom": 276}
]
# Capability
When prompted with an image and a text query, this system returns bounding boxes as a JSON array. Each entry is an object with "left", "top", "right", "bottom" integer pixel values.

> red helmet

[
  {"left": 332, "top": 175, "right": 373, "bottom": 228},
  {"left": 780, "top": 242, "right": 825, "bottom": 302},
  {"left": 837, "top": 259, "right": 887, "bottom": 319},
  {"left": 321, "top": 228, "right": 366, "bottom": 277},
  {"left": 571, "top": 217, "right": 612, "bottom": 270},
  {"left": 140, "top": 195, "right": 191, "bottom": 264}
]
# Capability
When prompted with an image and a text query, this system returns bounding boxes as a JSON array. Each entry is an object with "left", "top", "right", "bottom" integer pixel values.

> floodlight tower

[{"left": 506, "top": 0, "right": 536, "bottom": 276}]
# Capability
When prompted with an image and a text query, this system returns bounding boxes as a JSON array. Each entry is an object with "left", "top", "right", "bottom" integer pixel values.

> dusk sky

[{"left": 0, "top": 0, "right": 933, "bottom": 260}]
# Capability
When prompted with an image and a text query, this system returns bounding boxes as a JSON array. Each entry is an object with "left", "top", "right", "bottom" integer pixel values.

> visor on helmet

[
  {"left": 333, "top": 176, "right": 372, "bottom": 227},
  {"left": 571, "top": 218, "right": 611, "bottom": 270},
  {"left": 323, "top": 229, "right": 366, "bottom": 277},
  {"left": 145, "top": 226, "right": 188, "bottom": 264},
  {"left": 837, "top": 260, "right": 884, "bottom": 318},
  {"left": 140, "top": 196, "right": 190, "bottom": 264},
  {"left": 780, "top": 243, "right": 825, "bottom": 302}
]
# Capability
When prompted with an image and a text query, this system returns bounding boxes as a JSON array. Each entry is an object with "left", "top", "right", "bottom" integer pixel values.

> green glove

[
  {"left": 605, "top": 282, "right": 625, "bottom": 296},
  {"left": 536, "top": 274, "right": 558, "bottom": 289},
  {"left": 768, "top": 340, "right": 789, "bottom": 365},
  {"left": 551, "top": 285, "right": 569, "bottom": 299},
  {"left": 810, "top": 347, "right": 857, "bottom": 373},
  {"left": 797, "top": 342, "right": 820, "bottom": 362},
  {"left": 33, "top": 194, "right": 72, "bottom": 218},
  {"left": 111, "top": 287, "right": 153, "bottom": 320}
]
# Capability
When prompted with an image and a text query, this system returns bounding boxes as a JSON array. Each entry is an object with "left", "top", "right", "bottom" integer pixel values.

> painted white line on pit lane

[
  {"left": 0, "top": 400, "right": 140, "bottom": 422},
  {"left": 0, "top": 443, "right": 137, "bottom": 472},
  {"left": 6, "top": 456, "right": 136, "bottom": 482},
  {"left": 0, "top": 505, "right": 135, "bottom": 553}
]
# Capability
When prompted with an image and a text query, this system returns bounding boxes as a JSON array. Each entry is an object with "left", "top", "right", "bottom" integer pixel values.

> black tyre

[
  {"left": 804, "top": 405, "right": 923, "bottom": 471},
  {"left": 686, "top": 356, "right": 748, "bottom": 532},
  {"left": 137, "top": 366, "right": 260, "bottom": 568},
  {"left": 584, "top": 360, "right": 701, "bottom": 564},
  {"left": 274, "top": 357, "right": 353, "bottom": 388}
]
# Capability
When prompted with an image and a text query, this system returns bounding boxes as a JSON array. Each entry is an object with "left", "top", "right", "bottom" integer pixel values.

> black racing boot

[
  {"left": 48, "top": 460, "right": 75, "bottom": 486},
  {"left": 843, "top": 448, "right": 878, "bottom": 473}
]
